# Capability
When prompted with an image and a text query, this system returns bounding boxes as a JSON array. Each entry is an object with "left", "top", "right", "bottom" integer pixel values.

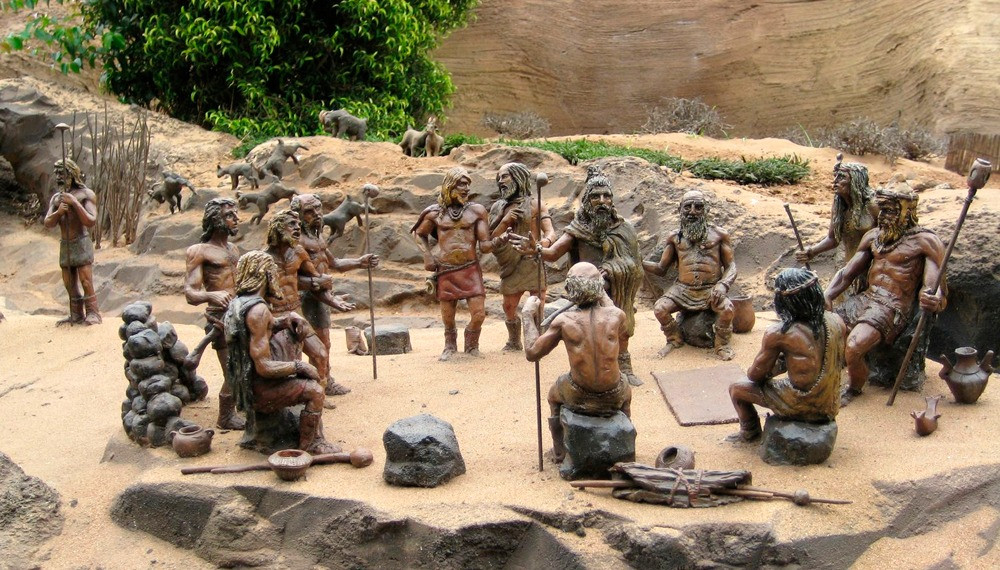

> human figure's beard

[
  {"left": 873, "top": 216, "right": 906, "bottom": 253},
  {"left": 302, "top": 219, "right": 322, "bottom": 239},
  {"left": 565, "top": 276, "right": 605, "bottom": 307},
  {"left": 589, "top": 206, "right": 616, "bottom": 235},
  {"left": 680, "top": 216, "right": 708, "bottom": 245}
]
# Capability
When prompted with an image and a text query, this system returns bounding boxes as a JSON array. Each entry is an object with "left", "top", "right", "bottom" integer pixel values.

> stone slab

[{"left": 652, "top": 364, "right": 761, "bottom": 427}]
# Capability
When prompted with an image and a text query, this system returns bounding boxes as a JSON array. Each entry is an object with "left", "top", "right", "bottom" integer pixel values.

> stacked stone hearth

[{"left": 119, "top": 301, "right": 208, "bottom": 447}]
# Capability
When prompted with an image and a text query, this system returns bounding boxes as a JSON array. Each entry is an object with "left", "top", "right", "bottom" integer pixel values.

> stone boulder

[
  {"left": 364, "top": 323, "right": 412, "bottom": 355},
  {"left": 0, "top": 452, "right": 63, "bottom": 568},
  {"left": 760, "top": 416, "right": 837, "bottom": 466},
  {"left": 383, "top": 414, "right": 466, "bottom": 487},
  {"left": 559, "top": 408, "right": 636, "bottom": 481}
]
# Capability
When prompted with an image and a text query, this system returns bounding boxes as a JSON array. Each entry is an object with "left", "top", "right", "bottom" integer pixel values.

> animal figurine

[
  {"left": 149, "top": 171, "right": 197, "bottom": 214},
  {"left": 319, "top": 109, "right": 368, "bottom": 141},
  {"left": 322, "top": 194, "right": 369, "bottom": 243},
  {"left": 400, "top": 116, "right": 444, "bottom": 157},
  {"left": 217, "top": 161, "right": 261, "bottom": 191},
  {"left": 910, "top": 395, "right": 943, "bottom": 436},
  {"left": 236, "top": 181, "right": 298, "bottom": 224},
  {"left": 260, "top": 139, "right": 309, "bottom": 180}
]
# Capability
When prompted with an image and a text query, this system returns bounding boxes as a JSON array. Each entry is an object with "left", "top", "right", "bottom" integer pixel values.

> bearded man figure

[
  {"left": 825, "top": 189, "right": 946, "bottom": 404},
  {"left": 643, "top": 190, "right": 738, "bottom": 360},
  {"left": 184, "top": 198, "right": 246, "bottom": 429},
  {"left": 412, "top": 167, "right": 507, "bottom": 361},
  {"left": 727, "top": 268, "right": 846, "bottom": 443},
  {"left": 797, "top": 161, "right": 878, "bottom": 268},
  {"left": 531, "top": 171, "right": 643, "bottom": 385},
  {"left": 289, "top": 193, "right": 378, "bottom": 395},
  {"left": 43, "top": 158, "right": 100, "bottom": 325},
  {"left": 488, "top": 162, "right": 555, "bottom": 351},
  {"left": 223, "top": 250, "right": 339, "bottom": 454}
]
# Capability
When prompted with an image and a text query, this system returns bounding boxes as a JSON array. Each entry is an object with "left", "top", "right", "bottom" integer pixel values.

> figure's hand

[
  {"left": 332, "top": 294, "right": 355, "bottom": 312},
  {"left": 359, "top": 253, "right": 379, "bottom": 268},
  {"left": 823, "top": 294, "right": 834, "bottom": 311},
  {"left": 920, "top": 289, "right": 946, "bottom": 313},
  {"left": 206, "top": 291, "right": 233, "bottom": 308},
  {"left": 288, "top": 313, "right": 311, "bottom": 337},
  {"left": 795, "top": 249, "right": 811, "bottom": 264},
  {"left": 424, "top": 257, "right": 436, "bottom": 272},
  {"left": 710, "top": 283, "right": 728, "bottom": 306},
  {"left": 503, "top": 208, "right": 522, "bottom": 225},
  {"left": 509, "top": 232, "right": 535, "bottom": 255},
  {"left": 295, "top": 360, "right": 319, "bottom": 381},
  {"left": 522, "top": 295, "right": 543, "bottom": 323}
]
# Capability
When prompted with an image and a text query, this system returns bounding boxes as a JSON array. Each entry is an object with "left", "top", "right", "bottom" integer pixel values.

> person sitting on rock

[
  {"left": 727, "top": 268, "right": 846, "bottom": 443},
  {"left": 223, "top": 250, "right": 340, "bottom": 455},
  {"left": 643, "top": 190, "right": 737, "bottom": 360},
  {"left": 522, "top": 262, "right": 632, "bottom": 462}
]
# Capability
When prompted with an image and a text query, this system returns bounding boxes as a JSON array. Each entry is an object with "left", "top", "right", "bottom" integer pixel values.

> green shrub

[
  {"left": 441, "top": 133, "right": 486, "bottom": 155},
  {"left": 686, "top": 155, "right": 811, "bottom": 185},
  {"left": 513, "top": 139, "right": 685, "bottom": 170}
]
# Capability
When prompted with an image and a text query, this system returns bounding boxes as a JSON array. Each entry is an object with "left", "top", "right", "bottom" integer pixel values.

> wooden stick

[
  {"left": 783, "top": 203, "right": 811, "bottom": 270},
  {"left": 533, "top": 172, "right": 548, "bottom": 472},
  {"left": 887, "top": 159, "right": 990, "bottom": 405},
  {"left": 181, "top": 451, "right": 355, "bottom": 475},
  {"left": 362, "top": 184, "right": 379, "bottom": 380}
]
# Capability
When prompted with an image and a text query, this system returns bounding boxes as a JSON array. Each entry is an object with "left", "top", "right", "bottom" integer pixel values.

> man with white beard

[
  {"left": 824, "top": 188, "right": 946, "bottom": 405},
  {"left": 643, "top": 190, "right": 738, "bottom": 360}
]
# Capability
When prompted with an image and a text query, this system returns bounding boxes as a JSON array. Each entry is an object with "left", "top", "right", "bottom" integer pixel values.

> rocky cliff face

[{"left": 436, "top": 0, "right": 1000, "bottom": 137}]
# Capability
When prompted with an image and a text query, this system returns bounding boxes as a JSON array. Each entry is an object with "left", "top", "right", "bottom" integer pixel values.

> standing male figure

[
  {"left": 727, "top": 268, "right": 846, "bottom": 442},
  {"left": 412, "top": 167, "right": 506, "bottom": 361},
  {"left": 522, "top": 262, "right": 632, "bottom": 462},
  {"left": 184, "top": 197, "right": 246, "bottom": 430},
  {"left": 290, "top": 193, "right": 378, "bottom": 395},
  {"left": 529, "top": 172, "right": 643, "bottom": 384},
  {"left": 488, "top": 162, "right": 555, "bottom": 351},
  {"left": 825, "top": 188, "right": 946, "bottom": 404},
  {"left": 796, "top": 161, "right": 878, "bottom": 267},
  {"left": 643, "top": 190, "right": 738, "bottom": 360},
  {"left": 43, "top": 159, "right": 101, "bottom": 325},
  {"left": 223, "top": 250, "right": 338, "bottom": 454}
]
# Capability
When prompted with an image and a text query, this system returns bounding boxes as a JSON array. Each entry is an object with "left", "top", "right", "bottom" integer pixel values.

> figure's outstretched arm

[{"left": 522, "top": 296, "right": 562, "bottom": 362}]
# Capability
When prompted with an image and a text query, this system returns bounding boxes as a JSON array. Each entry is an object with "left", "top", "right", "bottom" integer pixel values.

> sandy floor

[{"left": 1, "top": 300, "right": 997, "bottom": 567}]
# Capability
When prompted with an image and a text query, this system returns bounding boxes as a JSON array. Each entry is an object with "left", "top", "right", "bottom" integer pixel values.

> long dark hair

[{"left": 773, "top": 268, "right": 825, "bottom": 339}]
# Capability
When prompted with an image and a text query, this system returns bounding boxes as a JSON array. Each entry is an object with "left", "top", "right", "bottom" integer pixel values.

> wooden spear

[
  {"left": 533, "top": 172, "right": 549, "bottom": 472},
  {"left": 783, "top": 203, "right": 810, "bottom": 270},
  {"left": 362, "top": 183, "right": 379, "bottom": 380},
  {"left": 886, "top": 158, "right": 992, "bottom": 405}
]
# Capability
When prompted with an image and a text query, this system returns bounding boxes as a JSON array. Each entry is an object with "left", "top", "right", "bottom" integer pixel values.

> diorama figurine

[
  {"left": 523, "top": 262, "right": 634, "bottom": 478},
  {"left": 825, "top": 189, "right": 946, "bottom": 404},
  {"left": 149, "top": 171, "right": 197, "bottom": 214},
  {"left": 488, "top": 162, "right": 555, "bottom": 351},
  {"left": 290, "top": 193, "right": 378, "bottom": 395},
  {"left": 644, "top": 190, "right": 737, "bottom": 360},
  {"left": 728, "top": 268, "right": 845, "bottom": 445},
  {"left": 223, "top": 250, "right": 339, "bottom": 455},
  {"left": 412, "top": 167, "right": 507, "bottom": 360},
  {"left": 43, "top": 158, "right": 101, "bottom": 325},
  {"left": 532, "top": 169, "right": 643, "bottom": 384},
  {"left": 796, "top": 159, "right": 878, "bottom": 267},
  {"left": 183, "top": 198, "right": 246, "bottom": 430}
]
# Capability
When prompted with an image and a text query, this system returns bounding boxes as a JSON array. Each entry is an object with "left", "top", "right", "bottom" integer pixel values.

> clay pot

[
  {"left": 939, "top": 347, "right": 994, "bottom": 404},
  {"left": 268, "top": 449, "right": 312, "bottom": 481},
  {"left": 730, "top": 295, "right": 755, "bottom": 334},
  {"left": 170, "top": 425, "right": 214, "bottom": 458},
  {"left": 910, "top": 395, "right": 942, "bottom": 436},
  {"left": 654, "top": 445, "right": 696, "bottom": 470}
]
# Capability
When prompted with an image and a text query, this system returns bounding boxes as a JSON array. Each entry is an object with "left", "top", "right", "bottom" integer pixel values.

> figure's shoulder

[
  {"left": 185, "top": 242, "right": 206, "bottom": 259},
  {"left": 77, "top": 185, "right": 97, "bottom": 201},
  {"left": 710, "top": 225, "right": 731, "bottom": 240},
  {"left": 665, "top": 229, "right": 681, "bottom": 243},
  {"left": 467, "top": 202, "right": 489, "bottom": 217},
  {"left": 910, "top": 227, "right": 944, "bottom": 248}
]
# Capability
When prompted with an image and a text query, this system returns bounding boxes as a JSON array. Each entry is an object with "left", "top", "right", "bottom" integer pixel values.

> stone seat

[
  {"left": 760, "top": 415, "right": 837, "bottom": 466},
  {"left": 558, "top": 407, "right": 636, "bottom": 481}
]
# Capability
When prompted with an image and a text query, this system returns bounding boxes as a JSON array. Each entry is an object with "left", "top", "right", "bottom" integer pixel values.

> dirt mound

[{"left": 0, "top": 451, "right": 63, "bottom": 569}]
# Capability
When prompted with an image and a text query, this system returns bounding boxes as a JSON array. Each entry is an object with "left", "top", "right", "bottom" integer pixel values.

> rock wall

[{"left": 435, "top": 0, "right": 1000, "bottom": 137}]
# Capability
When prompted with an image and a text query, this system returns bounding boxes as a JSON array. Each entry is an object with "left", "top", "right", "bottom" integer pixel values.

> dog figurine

[
  {"left": 260, "top": 139, "right": 309, "bottom": 181},
  {"left": 319, "top": 109, "right": 368, "bottom": 141},
  {"left": 322, "top": 194, "right": 370, "bottom": 243},
  {"left": 149, "top": 171, "right": 197, "bottom": 214},
  {"left": 217, "top": 161, "right": 261, "bottom": 191},
  {"left": 236, "top": 181, "right": 298, "bottom": 224}
]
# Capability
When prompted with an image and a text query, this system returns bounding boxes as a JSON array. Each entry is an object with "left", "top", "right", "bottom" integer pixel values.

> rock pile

[{"left": 119, "top": 301, "right": 207, "bottom": 446}]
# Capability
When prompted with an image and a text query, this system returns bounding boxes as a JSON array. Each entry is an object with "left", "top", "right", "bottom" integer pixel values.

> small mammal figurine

[
  {"left": 260, "top": 139, "right": 309, "bottom": 181},
  {"left": 322, "top": 195, "right": 368, "bottom": 243},
  {"left": 400, "top": 116, "right": 443, "bottom": 157},
  {"left": 236, "top": 181, "right": 298, "bottom": 224},
  {"left": 217, "top": 161, "right": 261, "bottom": 192},
  {"left": 319, "top": 109, "right": 368, "bottom": 141},
  {"left": 149, "top": 171, "right": 197, "bottom": 214}
]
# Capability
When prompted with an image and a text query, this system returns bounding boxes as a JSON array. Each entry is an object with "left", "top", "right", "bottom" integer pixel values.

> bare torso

[
  {"left": 864, "top": 233, "right": 932, "bottom": 309},
  {"left": 551, "top": 306, "right": 626, "bottom": 391},
  {"left": 266, "top": 244, "right": 310, "bottom": 315},
  {"left": 750, "top": 323, "right": 824, "bottom": 390},
  {"left": 670, "top": 227, "right": 727, "bottom": 286},
  {"left": 45, "top": 186, "right": 96, "bottom": 240},
  {"left": 416, "top": 204, "right": 489, "bottom": 267},
  {"left": 190, "top": 243, "right": 238, "bottom": 296}
]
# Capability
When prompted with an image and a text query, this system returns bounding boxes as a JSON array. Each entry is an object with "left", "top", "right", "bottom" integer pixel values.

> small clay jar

[
  {"left": 655, "top": 445, "right": 696, "bottom": 470},
  {"left": 170, "top": 425, "right": 214, "bottom": 458},
  {"left": 268, "top": 449, "right": 312, "bottom": 481},
  {"left": 939, "top": 347, "right": 994, "bottom": 404},
  {"left": 730, "top": 295, "right": 755, "bottom": 334}
]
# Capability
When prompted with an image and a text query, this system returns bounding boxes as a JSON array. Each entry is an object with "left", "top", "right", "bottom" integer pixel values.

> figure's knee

[
  {"left": 729, "top": 379, "right": 756, "bottom": 401},
  {"left": 303, "top": 381, "right": 325, "bottom": 405},
  {"left": 653, "top": 298, "right": 676, "bottom": 323}
]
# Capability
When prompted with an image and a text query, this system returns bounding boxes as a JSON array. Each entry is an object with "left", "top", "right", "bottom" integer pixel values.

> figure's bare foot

[
  {"left": 724, "top": 429, "right": 761, "bottom": 444},
  {"left": 55, "top": 315, "right": 76, "bottom": 327},
  {"left": 657, "top": 341, "right": 683, "bottom": 358},
  {"left": 625, "top": 372, "right": 644, "bottom": 387},
  {"left": 716, "top": 345, "right": 735, "bottom": 361},
  {"left": 325, "top": 380, "right": 351, "bottom": 396},
  {"left": 465, "top": 348, "right": 482, "bottom": 357},
  {"left": 323, "top": 400, "right": 337, "bottom": 410},
  {"left": 841, "top": 387, "right": 863, "bottom": 407},
  {"left": 306, "top": 439, "right": 342, "bottom": 455},
  {"left": 439, "top": 347, "right": 455, "bottom": 361},
  {"left": 217, "top": 413, "right": 246, "bottom": 431},
  {"left": 83, "top": 312, "right": 102, "bottom": 325}
]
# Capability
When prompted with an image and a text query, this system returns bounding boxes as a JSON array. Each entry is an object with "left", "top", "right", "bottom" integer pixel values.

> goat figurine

[{"left": 400, "top": 116, "right": 444, "bottom": 157}]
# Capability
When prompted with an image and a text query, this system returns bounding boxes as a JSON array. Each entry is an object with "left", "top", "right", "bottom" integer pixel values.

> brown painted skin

[
  {"left": 490, "top": 164, "right": 556, "bottom": 320},
  {"left": 796, "top": 169, "right": 880, "bottom": 264},
  {"left": 413, "top": 175, "right": 500, "bottom": 347},
  {"left": 523, "top": 263, "right": 632, "bottom": 417},
  {"left": 825, "top": 199, "right": 946, "bottom": 403},
  {"left": 43, "top": 166, "right": 98, "bottom": 324}
]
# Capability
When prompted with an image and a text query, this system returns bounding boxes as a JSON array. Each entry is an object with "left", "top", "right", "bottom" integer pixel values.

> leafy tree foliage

[{"left": 3, "top": 0, "right": 478, "bottom": 139}]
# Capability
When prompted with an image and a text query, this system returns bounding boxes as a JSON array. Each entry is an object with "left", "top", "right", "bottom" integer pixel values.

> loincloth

[
  {"left": 59, "top": 235, "right": 94, "bottom": 268},
  {"left": 662, "top": 282, "right": 715, "bottom": 312},
  {"left": 252, "top": 376, "right": 313, "bottom": 414},
  {"left": 838, "top": 288, "right": 909, "bottom": 345},
  {"left": 436, "top": 261, "right": 485, "bottom": 301},
  {"left": 300, "top": 292, "right": 330, "bottom": 329},
  {"left": 500, "top": 255, "right": 545, "bottom": 295},
  {"left": 205, "top": 309, "right": 226, "bottom": 349},
  {"left": 552, "top": 372, "right": 630, "bottom": 417}
]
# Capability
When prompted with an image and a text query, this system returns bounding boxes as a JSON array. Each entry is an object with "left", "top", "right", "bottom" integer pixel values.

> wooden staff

[
  {"left": 887, "top": 158, "right": 992, "bottom": 405},
  {"left": 533, "top": 171, "right": 548, "bottom": 472},
  {"left": 783, "top": 203, "right": 810, "bottom": 270},
  {"left": 362, "top": 184, "right": 379, "bottom": 380},
  {"left": 54, "top": 123, "right": 70, "bottom": 196},
  {"left": 180, "top": 448, "right": 374, "bottom": 475},
  {"left": 569, "top": 479, "right": 851, "bottom": 506}
]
